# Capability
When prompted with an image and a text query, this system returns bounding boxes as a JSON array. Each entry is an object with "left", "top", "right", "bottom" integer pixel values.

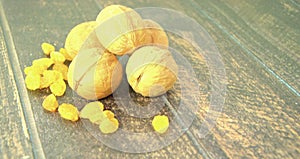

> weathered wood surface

[
  {"left": 0, "top": 0, "right": 299, "bottom": 158},
  {"left": 0, "top": 19, "right": 33, "bottom": 159}
]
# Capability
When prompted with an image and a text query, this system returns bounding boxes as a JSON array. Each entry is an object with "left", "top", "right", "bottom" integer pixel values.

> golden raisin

[
  {"left": 40, "top": 76, "right": 53, "bottom": 89},
  {"left": 103, "top": 110, "right": 114, "bottom": 119},
  {"left": 40, "top": 70, "right": 63, "bottom": 89},
  {"left": 24, "top": 58, "right": 53, "bottom": 76},
  {"left": 25, "top": 73, "right": 41, "bottom": 90},
  {"left": 80, "top": 101, "right": 104, "bottom": 118},
  {"left": 80, "top": 101, "right": 106, "bottom": 124},
  {"left": 52, "top": 63, "right": 69, "bottom": 81},
  {"left": 50, "top": 51, "right": 66, "bottom": 63},
  {"left": 50, "top": 80, "right": 66, "bottom": 96},
  {"left": 41, "top": 42, "right": 55, "bottom": 55},
  {"left": 43, "top": 70, "right": 63, "bottom": 81},
  {"left": 99, "top": 118, "right": 119, "bottom": 134},
  {"left": 90, "top": 113, "right": 107, "bottom": 125},
  {"left": 32, "top": 58, "right": 54, "bottom": 69},
  {"left": 59, "top": 48, "right": 73, "bottom": 61},
  {"left": 152, "top": 115, "right": 169, "bottom": 134},
  {"left": 58, "top": 103, "right": 79, "bottom": 122},
  {"left": 24, "top": 66, "right": 43, "bottom": 75},
  {"left": 42, "top": 94, "right": 58, "bottom": 112}
]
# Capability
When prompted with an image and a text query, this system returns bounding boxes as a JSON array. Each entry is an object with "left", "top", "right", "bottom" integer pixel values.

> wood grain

[
  {"left": 0, "top": 0, "right": 299, "bottom": 158},
  {"left": 0, "top": 22, "right": 33, "bottom": 159}
]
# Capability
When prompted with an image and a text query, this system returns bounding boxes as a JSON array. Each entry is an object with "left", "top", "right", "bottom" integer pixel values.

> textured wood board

[
  {"left": 0, "top": 0, "right": 299, "bottom": 158},
  {"left": 0, "top": 23, "right": 33, "bottom": 159}
]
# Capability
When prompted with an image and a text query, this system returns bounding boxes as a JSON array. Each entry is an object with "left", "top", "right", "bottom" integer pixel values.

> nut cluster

[
  {"left": 67, "top": 4, "right": 178, "bottom": 99},
  {"left": 24, "top": 4, "right": 178, "bottom": 134}
]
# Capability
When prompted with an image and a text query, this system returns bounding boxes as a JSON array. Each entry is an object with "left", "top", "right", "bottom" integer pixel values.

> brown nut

[
  {"left": 68, "top": 48, "right": 123, "bottom": 100},
  {"left": 136, "top": 19, "right": 169, "bottom": 48},
  {"left": 64, "top": 21, "right": 98, "bottom": 60},
  {"left": 95, "top": 5, "right": 145, "bottom": 56},
  {"left": 126, "top": 46, "right": 178, "bottom": 97}
]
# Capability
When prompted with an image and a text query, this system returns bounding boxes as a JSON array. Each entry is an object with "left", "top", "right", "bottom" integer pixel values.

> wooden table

[{"left": 0, "top": 0, "right": 299, "bottom": 158}]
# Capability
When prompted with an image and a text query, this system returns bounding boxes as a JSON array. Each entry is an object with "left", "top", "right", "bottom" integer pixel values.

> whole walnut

[
  {"left": 95, "top": 5, "right": 145, "bottom": 56},
  {"left": 136, "top": 19, "right": 169, "bottom": 48},
  {"left": 64, "top": 21, "right": 98, "bottom": 60},
  {"left": 68, "top": 47, "right": 123, "bottom": 100},
  {"left": 126, "top": 46, "right": 178, "bottom": 97}
]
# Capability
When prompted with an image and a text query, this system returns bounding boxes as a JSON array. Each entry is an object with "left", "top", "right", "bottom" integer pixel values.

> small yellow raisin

[
  {"left": 50, "top": 80, "right": 66, "bottom": 96},
  {"left": 59, "top": 48, "right": 73, "bottom": 61},
  {"left": 52, "top": 63, "right": 68, "bottom": 81},
  {"left": 152, "top": 115, "right": 169, "bottom": 134},
  {"left": 24, "top": 66, "right": 43, "bottom": 75},
  {"left": 42, "top": 94, "right": 58, "bottom": 112},
  {"left": 80, "top": 101, "right": 106, "bottom": 124},
  {"left": 90, "top": 113, "right": 107, "bottom": 125},
  {"left": 43, "top": 70, "right": 63, "bottom": 82},
  {"left": 99, "top": 118, "right": 119, "bottom": 134},
  {"left": 103, "top": 110, "right": 114, "bottom": 119},
  {"left": 80, "top": 101, "right": 104, "bottom": 118},
  {"left": 50, "top": 51, "right": 66, "bottom": 63},
  {"left": 40, "top": 70, "right": 63, "bottom": 89},
  {"left": 41, "top": 42, "right": 55, "bottom": 55},
  {"left": 25, "top": 73, "right": 41, "bottom": 90},
  {"left": 58, "top": 103, "right": 79, "bottom": 122},
  {"left": 40, "top": 76, "right": 53, "bottom": 89},
  {"left": 32, "top": 58, "right": 54, "bottom": 69}
]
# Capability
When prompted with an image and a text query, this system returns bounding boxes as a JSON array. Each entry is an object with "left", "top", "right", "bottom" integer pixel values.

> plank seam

[{"left": 0, "top": 1, "right": 46, "bottom": 159}]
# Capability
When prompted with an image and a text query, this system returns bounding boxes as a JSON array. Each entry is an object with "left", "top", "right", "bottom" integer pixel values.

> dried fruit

[
  {"left": 99, "top": 117, "right": 119, "bottom": 134},
  {"left": 64, "top": 21, "right": 98, "bottom": 60},
  {"left": 24, "top": 58, "right": 53, "bottom": 76},
  {"left": 24, "top": 58, "right": 54, "bottom": 76},
  {"left": 53, "top": 63, "right": 68, "bottom": 81},
  {"left": 25, "top": 73, "right": 41, "bottom": 90},
  {"left": 24, "top": 66, "right": 43, "bottom": 75},
  {"left": 40, "top": 70, "right": 63, "bottom": 88},
  {"left": 68, "top": 48, "right": 123, "bottom": 100},
  {"left": 80, "top": 102, "right": 104, "bottom": 117},
  {"left": 95, "top": 5, "right": 145, "bottom": 55},
  {"left": 126, "top": 46, "right": 178, "bottom": 97},
  {"left": 103, "top": 110, "right": 114, "bottom": 119},
  {"left": 40, "top": 76, "right": 53, "bottom": 89},
  {"left": 41, "top": 42, "right": 55, "bottom": 55},
  {"left": 50, "top": 79, "right": 66, "bottom": 96},
  {"left": 59, "top": 48, "right": 73, "bottom": 61},
  {"left": 80, "top": 102, "right": 117, "bottom": 126},
  {"left": 50, "top": 51, "right": 66, "bottom": 63},
  {"left": 42, "top": 70, "right": 63, "bottom": 82},
  {"left": 152, "top": 115, "right": 169, "bottom": 134},
  {"left": 58, "top": 103, "right": 79, "bottom": 122},
  {"left": 32, "top": 58, "right": 54, "bottom": 70},
  {"left": 137, "top": 19, "right": 169, "bottom": 48},
  {"left": 42, "top": 94, "right": 58, "bottom": 112}
]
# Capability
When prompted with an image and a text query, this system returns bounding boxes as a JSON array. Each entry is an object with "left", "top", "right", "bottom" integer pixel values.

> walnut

[
  {"left": 64, "top": 21, "right": 98, "bottom": 60},
  {"left": 136, "top": 19, "right": 169, "bottom": 48},
  {"left": 95, "top": 5, "right": 145, "bottom": 56},
  {"left": 126, "top": 46, "right": 178, "bottom": 97},
  {"left": 67, "top": 48, "right": 123, "bottom": 100}
]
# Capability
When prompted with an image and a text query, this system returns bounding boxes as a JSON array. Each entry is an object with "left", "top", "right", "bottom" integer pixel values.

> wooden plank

[
  {"left": 1, "top": 0, "right": 299, "bottom": 158},
  {"left": 96, "top": 0, "right": 300, "bottom": 158},
  {"left": 0, "top": 0, "right": 204, "bottom": 158},
  {"left": 0, "top": 21, "right": 33, "bottom": 159}
]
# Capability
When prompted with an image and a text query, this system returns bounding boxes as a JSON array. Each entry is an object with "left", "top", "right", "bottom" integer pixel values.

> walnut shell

[
  {"left": 136, "top": 19, "right": 169, "bottom": 48},
  {"left": 126, "top": 46, "right": 178, "bottom": 97},
  {"left": 95, "top": 5, "right": 145, "bottom": 56},
  {"left": 64, "top": 21, "right": 98, "bottom": 60},
  {"left": 68, "top": 48, "right": 123, "bottom": 100}
]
